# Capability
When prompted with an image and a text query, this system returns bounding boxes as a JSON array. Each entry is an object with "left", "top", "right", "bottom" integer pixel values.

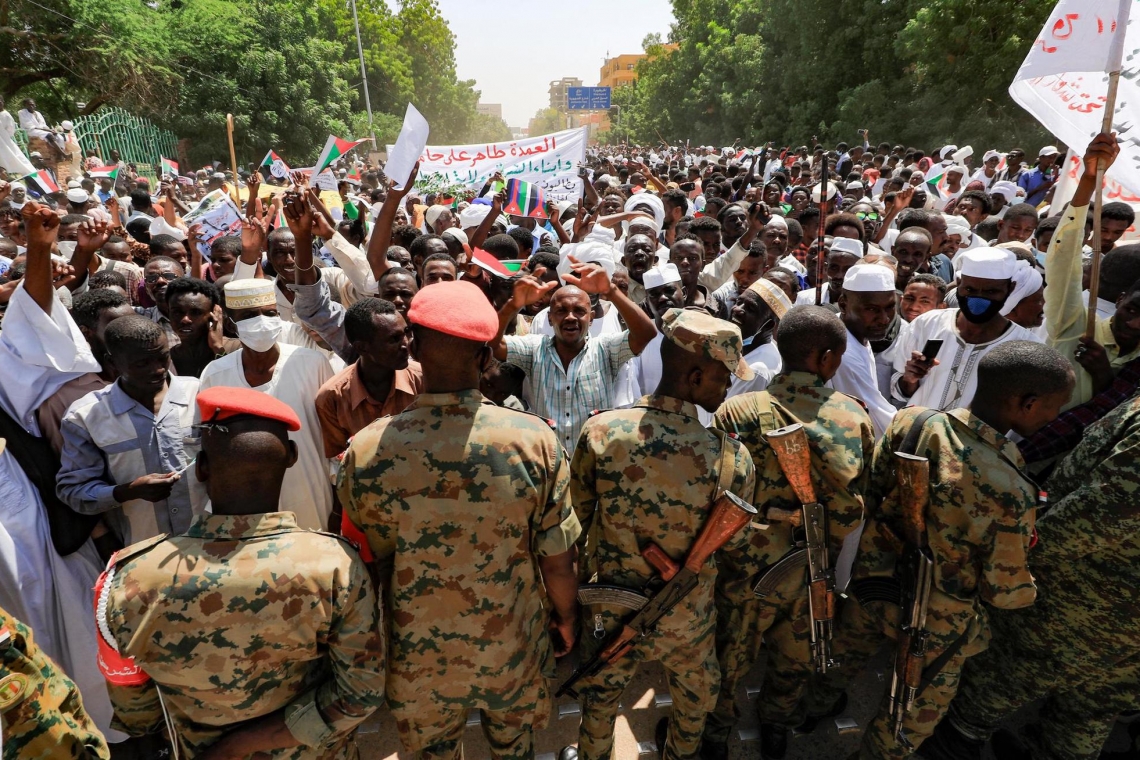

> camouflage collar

[
  {"left": 409, "top": 389, "right": 489, "bottom": 409},
  {"left": 634, "top": 394, "right": 700, "bottom": 419},
  {"left": 771, "top": 371, "right": 827, "bottom": 392},
  {"left": 183, "top": 511, "right": 299, "bottom": 539},
  {"left": 947, "top": 407, "right": 1024, "bottom": 467}
]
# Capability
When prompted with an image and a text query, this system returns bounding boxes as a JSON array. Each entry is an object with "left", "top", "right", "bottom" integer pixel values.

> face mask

[
  {"left": 56, "top": 240, "right": 76, "bottom": 257},
  {"left": 235, "top": 315, "right": 282, "bottom": 352},
  {"left": 960, "top": 296, "right": 1005, "bottom": 324}
]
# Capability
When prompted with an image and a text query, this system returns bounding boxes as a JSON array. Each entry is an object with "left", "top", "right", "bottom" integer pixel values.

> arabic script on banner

[{"left": 390, "top": 128, "right": 587, "bottom": 203}]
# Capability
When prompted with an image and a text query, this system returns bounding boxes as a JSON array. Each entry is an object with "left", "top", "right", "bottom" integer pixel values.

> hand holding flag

[{"left": 315, "top": 135, "right": 369, "bottom": 176}]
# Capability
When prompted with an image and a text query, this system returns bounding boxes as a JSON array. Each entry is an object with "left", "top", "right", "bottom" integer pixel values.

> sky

[{"left": 433, "top": 0, "right": 676, "bottom": 128}]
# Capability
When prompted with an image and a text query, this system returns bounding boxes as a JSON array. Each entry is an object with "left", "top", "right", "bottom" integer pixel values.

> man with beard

[
  {"left": 892, "top": 248, "right": 1043, "bottom": 411},
  {"left": 622, "top": 233, "right": 658, "bottom": 305},
  {"left": 633, "top": 263, "right": 686, "bottom": 410},
  {"left": 830, "top": 264, "right": 899, "bottom": 437},
  {"left": 891, "top": 228, "right": 934, "bottom": 292},
  {"left": 726, "top": 278, "right": 792, "bottom": 398}
]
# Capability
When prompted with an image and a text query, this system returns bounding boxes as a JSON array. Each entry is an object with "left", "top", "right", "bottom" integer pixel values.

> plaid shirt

[
  {"left": 505, "top": 331, "right": 635, "bottom": 451},
  {"left": 1018, "top": 356, "right": 1140, "bottom": 463}
]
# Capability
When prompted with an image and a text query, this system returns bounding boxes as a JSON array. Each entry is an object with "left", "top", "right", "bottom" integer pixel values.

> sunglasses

[
  {"left": 855, "top": 211, "right": 881, "bottom": 221},
  {"left": 145, "top": 272, "right": 178, "bottom": 283}
]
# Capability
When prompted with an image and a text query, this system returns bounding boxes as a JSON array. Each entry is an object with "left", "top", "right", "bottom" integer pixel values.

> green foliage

[
  {"left": 2, "top": 0, "right": 482, "bottom": 165},
  {"left": 529, "top": 108, "right": 566, "bottom": 137},
  {"left": 464, "top": 113, "right": 513, "bottom": 144},
  {"left": 618, "top": 0, "right": 1057, "bottom": 151}
]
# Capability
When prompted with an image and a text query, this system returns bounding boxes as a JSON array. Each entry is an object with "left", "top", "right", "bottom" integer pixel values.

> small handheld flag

[
  {"left": 469, "top": 247, "right": 512, "bottom": 278},
  {"left": 503, "top": 179, "right": 548, "bottom": 219},
  {"left": 315, "top": 135, "right": 369, "bottom": 176},
  {"left": 88, "top": 166, "right": 120, "bottom": 181},
  {"left": 23, "top": 170, "right": 59, "bottom": 197},
  {"left": 160, "top": 157, "right": 179, "bottom": 177},
  {"left": 261, "top": 150, "right": 290, "bottom": 179}
]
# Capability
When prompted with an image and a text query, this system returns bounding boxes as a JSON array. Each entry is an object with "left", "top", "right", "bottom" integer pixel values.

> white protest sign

[
  {"left": 182, "top": 189, "right": 243, "bottom": 262},
  {"left": 391, "top": 127, "right": 587, "bottom": 203},
  {"left": 386, "top": 103, "right": 429, "bottom": 191},
  {"left": 1009, "top": 0, "right": 1140, "bottom": 193}
]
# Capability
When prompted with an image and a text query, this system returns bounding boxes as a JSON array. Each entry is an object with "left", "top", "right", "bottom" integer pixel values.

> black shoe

[
  {"left": 915, "top": 718, "right": 984, "bottom": 760},
  {"left": 759, "top": 723, "right": 787, "bottom": 760},
  {"left": 699, "top": 737, "right": 728, "bottom": 760},
  {"left": 988, "top": 728, "right": 1033, "bottom": 760},
  {"left": 558, "top": 746, "right": 579, "bottom": 760},
  {"left": 794, "top": 691, "right": 849, "bottom": 735},
  {"left": 656, "top": 717, "right": 669, "bottom": 759}
]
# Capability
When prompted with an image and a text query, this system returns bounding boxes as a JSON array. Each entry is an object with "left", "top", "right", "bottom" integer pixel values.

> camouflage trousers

[
  {"left": 576, "top": 608, "right": 719, "bottom": 760},
  {"left": 948, "top": 589, "right": 1140, "bottom": 760},
  {"left": 412, "top": 704, "right": 541, "bottom": 760},
  {"left": 703, "top": 580, "right": 814, "bottom": 744},
  {"left": 809, "top": 598, "right": 972, "bottom": 760}
]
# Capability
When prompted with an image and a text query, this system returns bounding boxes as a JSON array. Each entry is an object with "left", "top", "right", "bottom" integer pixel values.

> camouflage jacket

[
  {"left": 1031, "top": 394, "right": 1140, "bottom": 654},
  {"left": 337, "top": 389, "right": 581, "bottom": 740},
  {"left": 570, "top": 395, "right": 757, "bottom": 642},
  {"left": 100, "top": 512, "right": 384, "bottom": 759},
  {"left": 713, "top": 372, "right": 875, "bottom": 605},
  {"left": 855, "top": 407, "right": 1038, "bottom": 652},
  {"left": 0, "top": 605, "right": 109, "bottom": 760}
]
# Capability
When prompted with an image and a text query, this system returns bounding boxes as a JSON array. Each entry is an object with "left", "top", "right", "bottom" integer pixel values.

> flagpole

[
  {"left": 815, "top": 156, "right": 829, "bottom": 305},
  {"left": 349, "top": 0, "right": 377, "bottom": 151},
  {"left": 1085, "top": 71, "right": 1123, "bottom": 340},
  {"left": 226, "top": 114, "right": 241, "bottom": 208}
]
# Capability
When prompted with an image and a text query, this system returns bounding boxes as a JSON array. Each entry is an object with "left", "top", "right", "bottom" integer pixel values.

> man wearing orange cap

[
  {"left": 338, "top": 279, "right": 581, "bottom": 760},
  {"left": 95, "top": 386, "right": 385, "bottom": 759}
]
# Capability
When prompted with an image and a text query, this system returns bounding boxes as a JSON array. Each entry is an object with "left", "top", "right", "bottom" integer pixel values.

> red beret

[
  {"left": 196, "top": 386, "right": 301, "bottom": 431},
  {"left": 407, "top": 279, "right": 498, "bottom": 342}
]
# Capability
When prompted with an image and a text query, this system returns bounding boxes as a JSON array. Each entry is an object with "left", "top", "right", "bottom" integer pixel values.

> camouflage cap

[{"left": 661, "top": 308, "right": 755, "bottom": 381}]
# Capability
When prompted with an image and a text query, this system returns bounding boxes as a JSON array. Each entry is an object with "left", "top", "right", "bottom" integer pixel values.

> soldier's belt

[
  {"left": 752, "top": 547, "right": 807, "bottom": 598},
  {"left": 578, "top": 583, "right": 651, "bottom": 611}
]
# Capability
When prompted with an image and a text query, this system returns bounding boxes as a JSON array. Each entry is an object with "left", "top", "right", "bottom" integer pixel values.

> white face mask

[
  {"left": 56, "top": 240, "right": 77, "bottom": 257},
  {"left": 235, "top": 315, "right": 282, "bottom": 353}
]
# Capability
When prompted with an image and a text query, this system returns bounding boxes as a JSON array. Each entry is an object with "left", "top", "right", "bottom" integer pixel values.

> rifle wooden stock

[
  {"left": 684, "top": 491, "right": 759, "bottom": 574},
  {"left": 895, "top": 452, "right": 930, "bottom": 549},
  {"left": 766, "top": 424, "right": 817, "bottom": 507},
  {"left": 765, "top": 506, "right": 803, "bottom": 527}
]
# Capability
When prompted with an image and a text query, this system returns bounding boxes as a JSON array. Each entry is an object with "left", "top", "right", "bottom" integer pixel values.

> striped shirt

[{"left": 506, "top": 331, "right": 636, "bottom": 450}]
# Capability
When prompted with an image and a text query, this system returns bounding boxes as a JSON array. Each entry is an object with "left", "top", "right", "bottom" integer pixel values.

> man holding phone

[{"left": 1017, "top": 146, "right": 1060, "bottom": 207}]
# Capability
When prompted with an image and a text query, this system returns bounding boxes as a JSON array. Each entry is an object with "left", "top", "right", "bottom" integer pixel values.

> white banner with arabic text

[{"left": 390, "top": 128, "right": 587, "bottom": 203}]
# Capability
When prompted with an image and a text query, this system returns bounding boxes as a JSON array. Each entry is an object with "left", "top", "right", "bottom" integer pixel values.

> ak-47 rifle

[
  {"left": 888, "top": 451, "right": 934, "bottom": 741},
  {"left": 559, "top": 490, "right": 758, "bottom": 699},
  {"left": 765, "top": 423, "right": 836, "bottom": 673}
]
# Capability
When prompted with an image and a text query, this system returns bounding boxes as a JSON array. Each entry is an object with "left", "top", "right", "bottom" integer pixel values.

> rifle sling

[{"left": 917, "top": 628, "right": 971, "bottom": 697}]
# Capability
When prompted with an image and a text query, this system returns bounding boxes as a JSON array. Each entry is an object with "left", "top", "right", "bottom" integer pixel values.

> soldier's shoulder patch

[
  {"left": 106, "top": 533, "right": 171, "bottom": 572},
  {"left": 0, "top": 672, "right": 29, "bottom": 712}
]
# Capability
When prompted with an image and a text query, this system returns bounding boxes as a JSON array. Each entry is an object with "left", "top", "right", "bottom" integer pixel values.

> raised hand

[
  {"left": 510, "top": 267, "right": 559, "bottom": 309},
  {"left": 76, "top": 218, "right": 111, "bottom": 254},
  {"left": 21, "top": 202, "right": 60, "bottom": 253},
  {"left": 562, "top": 257, "right": 611, "bottom": 295}
]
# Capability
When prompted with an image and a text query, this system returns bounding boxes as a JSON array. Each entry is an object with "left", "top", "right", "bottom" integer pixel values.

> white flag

[{"left": 1009, "top": 0, "right": 1140, "bottom": 193}]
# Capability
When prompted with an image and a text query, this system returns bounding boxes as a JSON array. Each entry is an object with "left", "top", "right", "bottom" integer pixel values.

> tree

[
  {"left": 529, "top": 108, "right": 564, "bottom": 137},
  {"left": 463, "top": 113, "right": 512, "bottom": 144}
]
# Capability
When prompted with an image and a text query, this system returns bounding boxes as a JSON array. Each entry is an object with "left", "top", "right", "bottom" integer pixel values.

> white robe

[
  {"left": 198, "top": 343, "right": 335, "bottom": 531},
  {"left": 891, "top": 308, "right": 1044, "bottom": 411},
  {"left": 829, "top": 326, "right": 896, "bottom": 438},
  {"left": 727, "top": 340, "right": 779, "bottom": 399},
  {"left": 0, "top": 285, "right": 126, "bottom": 741},
  {"left": 0, "top": 110, "right": 35, "bottom": 175}
]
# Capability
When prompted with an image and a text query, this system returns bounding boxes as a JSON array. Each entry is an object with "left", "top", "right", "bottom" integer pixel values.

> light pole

[{"left": 349, "top": 0, "right": 376, "bottom": 149}]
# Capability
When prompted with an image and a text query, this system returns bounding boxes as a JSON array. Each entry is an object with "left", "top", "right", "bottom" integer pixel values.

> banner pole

[{"left": 1085, "top": 69, "right": 1122, "bottom": 340}]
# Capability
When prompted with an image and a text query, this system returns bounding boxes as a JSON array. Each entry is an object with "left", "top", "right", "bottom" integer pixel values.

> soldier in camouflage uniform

[
  {"left": 97, "top": 387, "right": 385, "bottom": 759},
  {"left": 565, "top": 308, "right": 758, "bottom": 760},
  {"left": 0, "top": 604, "right": 109, "bottom": 760},
  {"left": 924, "top": 390, "right": 1140, "bottom": 760},
  {"left": 702, "top": 305, "right": 874, "bottom": 760},
  {"left": 818, "top": 341, "right": 1074, "bottom": 760},
  {"left": 338, "top": 280, "right": 582, "bottom": 760}
]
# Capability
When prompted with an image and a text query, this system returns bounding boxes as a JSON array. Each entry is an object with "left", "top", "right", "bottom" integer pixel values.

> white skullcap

[
  {"left": 555, "top": 200, "right": 574, "bottom": 217},
  {"left": 441, "top": 227, "right": 468, "bottom": 246},
  {"left": 765, "top": 215, "right": 788, "bottom": 231},
  {"left": 845, "top": 181, "right": 865, "bottom": 190},
  {"left": 149, "top": 215, "right": 187, "bottom": 242},
  {"left": 811, "top": 183, "right": 838, "bottom": 203},
  {"left": 558, "top": 238, "right": 617, "bottom": 281},
  {"left": 643, "top": 263, "right": 682, "bottom": 290},
  {"left": 66, "top": 188, "right": 89, "bottom": 204},
  {"left": 625, "top": 192, "right": 664, "bottom": 228},
  {"left": 748, "top": 278, "right": 793, "bottom": 319},
  {"left": 1000, "top": 259, "right": 1044, "bottom": 316},
  {"left": 829, "top": 237, "right": 864, "bottom": 258},
  {"left": 425, "top": 205, "right": 448, "bottom": 227},
  {"left": 67, "top": 179, "right": 82, "bottom": 189},
  {"left": 597, "top": 173, "right": 613, "bottom": 185},
  {"left": 627, "top": 216, "right": 662, "bottom": 236},
  {"left": 958, "top": 247, "right": 1017, "bottom": 280},
  {"left": 983, "top": 150, "right": 1002, "bottom": 163},
  {"left": 940, "top": 145, "right": 958, "bottom": 159},
  {"left": 946, "top": 165, "right": 968, "bottom": 176},
  {"left": 60, "top": 120, "right": 74, "bottom": 131},
  {"left": 776, "top": 254, "right": 807, "bottom": 275},
  {"left": 843, "top": 263, "right": 896, "bottom": 292},
  {"left": 945, "top": 214, "right": 972, "bottom": 244},
  {"left": 459, "top": 203, "right": 492, "bottom": 229},
  {"left": 211, "top": 172, "right": 225, "bottom": 180},
  {"left": 996, "top": 240, "right": 1033, "bottom": 258},
  {"left": 991, "top": 181, "right": 1019, "bottom": 203},
  {"left": 224, "top": 278, "right": 275, "bottom": 309}
]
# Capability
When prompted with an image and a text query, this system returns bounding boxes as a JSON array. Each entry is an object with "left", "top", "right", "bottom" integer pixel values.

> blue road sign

[{"left": 567, "top": 86, "right": 612, "bottom": 110}]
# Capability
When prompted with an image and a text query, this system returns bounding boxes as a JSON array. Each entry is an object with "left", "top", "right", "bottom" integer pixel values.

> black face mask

[{"left": 960, "top": 295, "right": 1006, "bottom": 324}]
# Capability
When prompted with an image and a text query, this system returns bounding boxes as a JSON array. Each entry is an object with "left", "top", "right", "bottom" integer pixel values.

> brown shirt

[
  {"left": 315, "top": 360, "right": 423, "bottom": 457},
  {"left": 36, "top": 372, "right": 108, "bottom": 455}
]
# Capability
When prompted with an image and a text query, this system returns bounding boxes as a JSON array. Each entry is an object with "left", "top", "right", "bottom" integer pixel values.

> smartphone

[
  {"left": 680, "top": 182, "right": 695, "bottom": 192},
  {"left": 921, "top": 339, "right": 944, "bottom": 361}
]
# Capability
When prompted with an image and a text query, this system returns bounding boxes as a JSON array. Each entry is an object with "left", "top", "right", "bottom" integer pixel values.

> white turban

[
  {"left": 765, "top": 215, "right": 788, "bottom": 231},
  {"left": 1000, "top": 259, "right": 1044, "bottom": 316},
  {"left": 625, "top": 192, "right": 664, "bottom": 228},
  {"left": 459, "top": 203, "right": 492, "bottom": 229}
]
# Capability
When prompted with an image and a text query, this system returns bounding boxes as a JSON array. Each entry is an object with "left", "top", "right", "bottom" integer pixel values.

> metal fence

[{"left": 13, "top": 106, "right": 178, "bottom": 182}]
